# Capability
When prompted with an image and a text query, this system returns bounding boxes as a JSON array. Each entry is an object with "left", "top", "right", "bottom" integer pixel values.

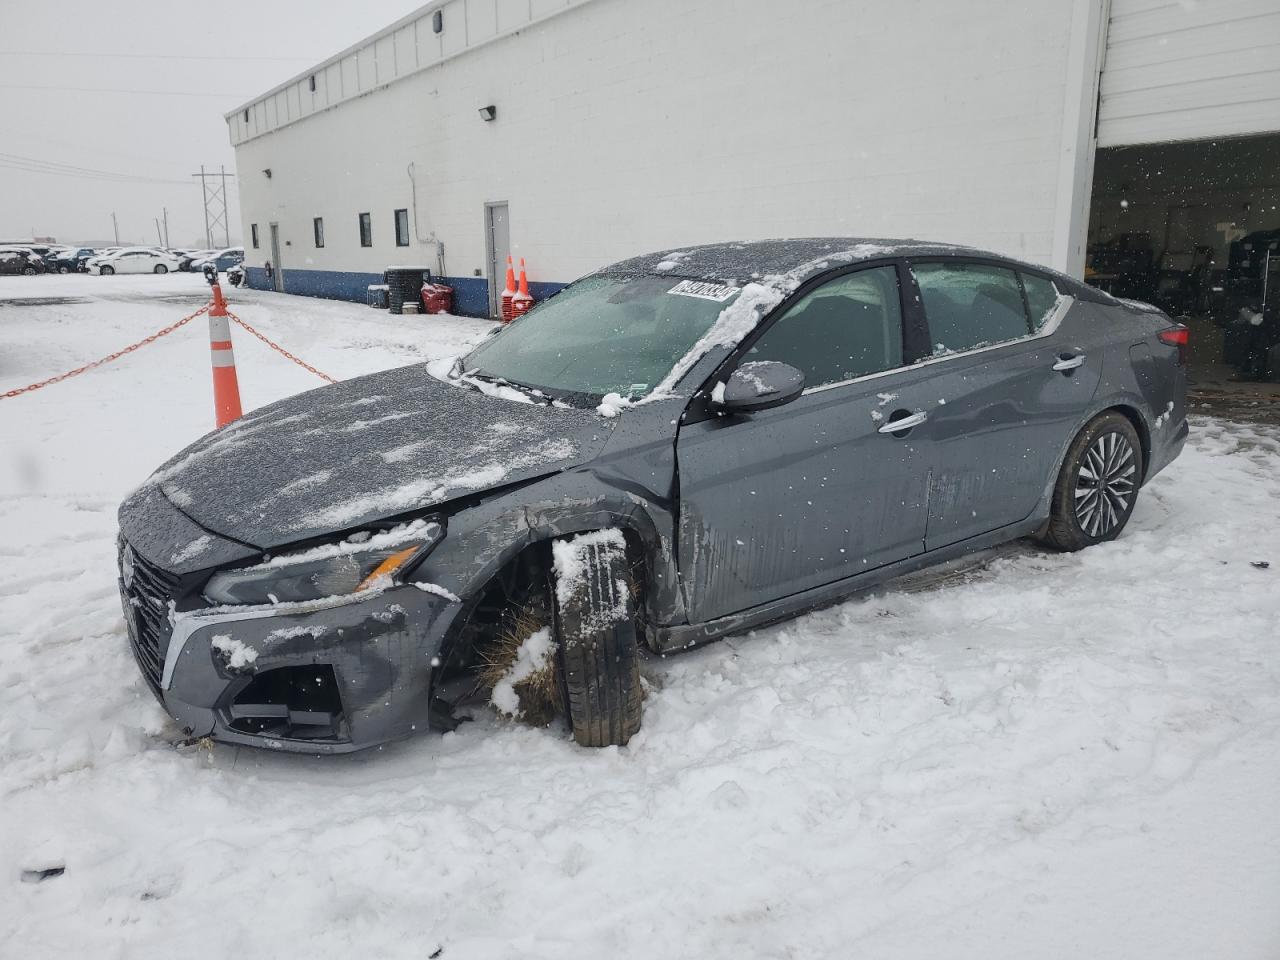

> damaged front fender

[{"left": 406, "top": 432, "right": 685, "bottom": 635}]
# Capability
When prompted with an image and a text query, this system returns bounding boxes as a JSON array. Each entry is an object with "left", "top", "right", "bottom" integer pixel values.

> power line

[
  {"left": 0, "top": 161, "right": 193, "bottom": 185},
  {"left": 16, "top": 131, "right": 198, "bottom": 170},
  {"left": 0, "top": 83, "right": 252, "bottom": 98},
  {"left": 0, "top": 152, "right": 202, "bottom": 185},
  {"left": 0, "top": 50, "right": 316, "bottom": 63}
]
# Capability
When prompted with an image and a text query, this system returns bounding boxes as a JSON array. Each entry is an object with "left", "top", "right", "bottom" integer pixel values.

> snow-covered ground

[{"left": 2, "top": 273, "right": 1278, "bottom": 959}]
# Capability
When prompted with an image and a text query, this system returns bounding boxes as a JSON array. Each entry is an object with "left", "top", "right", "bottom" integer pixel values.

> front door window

[{"left": 744, "top": 266, "right": 904, "bottom": 387}]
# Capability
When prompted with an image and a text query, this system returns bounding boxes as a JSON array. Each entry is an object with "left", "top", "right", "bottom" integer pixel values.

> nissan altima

[{"left": 116, "top": 238, "right": 1187, "bottom": 753}]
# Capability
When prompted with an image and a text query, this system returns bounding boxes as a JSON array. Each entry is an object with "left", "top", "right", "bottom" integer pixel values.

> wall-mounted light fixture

[
  {"left": 478, "top": 105, "right": 496, "bottom": 122},
  {"left": 433, "top": 10, "right": 443, "bottom": 33},
  {"left": 263, "top": 168, "right": 272, "bottom": 179}
]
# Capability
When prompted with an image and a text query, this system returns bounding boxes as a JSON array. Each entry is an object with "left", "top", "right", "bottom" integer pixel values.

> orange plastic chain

[
  {"left": 226, "top": 311, "right": 338, "bottom": 384},
  {"left": 1, "top": 304, "right": 211, "bottom": 400}
]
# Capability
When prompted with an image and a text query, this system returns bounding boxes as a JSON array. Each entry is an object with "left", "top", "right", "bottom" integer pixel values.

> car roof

[{"left": 599, "top": 237, "right": 1095, "bottom": 298}]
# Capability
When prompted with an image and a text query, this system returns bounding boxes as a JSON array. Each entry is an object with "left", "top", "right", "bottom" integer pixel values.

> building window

[
  {"left": 394, "top": 208, "right": 410, "bottom": 247},
  {"left": 358, "top": 212, "right": 372, "bottom": 247},
  {"left": 250, "top": 224, "right": 259, "bottom": 249},
  {"left": 313, "top": 217, "right": 325, "bottom": 248}
]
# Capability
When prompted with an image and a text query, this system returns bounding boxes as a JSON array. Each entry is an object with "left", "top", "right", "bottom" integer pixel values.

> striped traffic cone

[
  {"left": 512, "top": 258, "right": 534, "bottom": 318},
  {"left": 208, "top": 282, "right": 243, "bottom": 428},
  {"left": 500, "top": 255, "right": 516, "bottom": 322}
]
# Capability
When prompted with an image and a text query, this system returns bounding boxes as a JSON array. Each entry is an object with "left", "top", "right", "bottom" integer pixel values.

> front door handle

[
  {"left": 1052, "top": 353, "right": 1086, "bottom": 371},
  {"left": 879, "top": 410, "right": 928, "bottom": 434}
]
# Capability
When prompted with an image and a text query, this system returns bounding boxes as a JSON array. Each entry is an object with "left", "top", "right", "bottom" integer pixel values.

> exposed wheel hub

[{"left": 1075, "top": 431, "right": 1136, "bottom": 537}]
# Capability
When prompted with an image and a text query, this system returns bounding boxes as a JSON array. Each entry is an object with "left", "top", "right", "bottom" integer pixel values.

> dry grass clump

[{"left": 477, "top": 609, "right": 563, "bottom": 727}]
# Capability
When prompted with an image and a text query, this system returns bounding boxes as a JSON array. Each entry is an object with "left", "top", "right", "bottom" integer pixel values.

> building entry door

[
  {"left": 485, "top": 202, "right": 510, "bottom": 318},
  {"left": 269, "top": 223, "right": 284, "bottom": 292}
]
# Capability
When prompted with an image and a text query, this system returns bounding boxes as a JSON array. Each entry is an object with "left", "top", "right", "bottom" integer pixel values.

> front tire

[
  {"left": 551, "top": 532, "right": 643, "bottom": 747},
  {"left": 100, "top": 265, "right": 114, "bottom": 275},
  {"left": 21, "top": 266, "right": 35, "bottom": 276},
  {"left": 1039, "top": 412, "right": 1143, "bottom": 552},
  {"left": 154, "top": 264, "right": 168, "bottom": 274},
  {"left": 58, "top": 265, "right": 70, "bottom": 274}
]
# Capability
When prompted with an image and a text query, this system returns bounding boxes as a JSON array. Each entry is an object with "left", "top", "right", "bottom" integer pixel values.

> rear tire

[
  {"left": 551, "top": 532, "right": 643, "bottom": 747},
  {"left": 154, "top": 264, "right": 168, "bottom": 274},
  {"left": 1039, "top": 411, "right": 1143, "bottom": 552},
  {"left": 58, "top": 266, "right": 70, "bottom": 274}
]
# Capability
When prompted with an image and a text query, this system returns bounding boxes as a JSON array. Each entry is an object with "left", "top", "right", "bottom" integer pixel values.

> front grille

[{"left": 119, "top": 539, "right": 180, "bottom": 695}]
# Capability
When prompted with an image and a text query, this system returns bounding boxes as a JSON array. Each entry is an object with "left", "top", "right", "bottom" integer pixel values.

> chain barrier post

[{"left": 207, "top": 279, "right": 243, "bottom": 427}]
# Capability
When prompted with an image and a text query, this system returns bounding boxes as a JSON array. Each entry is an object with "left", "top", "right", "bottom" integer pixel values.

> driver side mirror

[{"left": 713, "top": 360, "right": 805, "bottom": 414}]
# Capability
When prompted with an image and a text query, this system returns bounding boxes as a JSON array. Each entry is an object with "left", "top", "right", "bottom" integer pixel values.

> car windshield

[{"left": 461, "top": 274, "right": 741, "bottom": 398}]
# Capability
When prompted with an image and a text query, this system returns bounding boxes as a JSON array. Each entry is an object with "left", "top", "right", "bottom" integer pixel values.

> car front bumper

[{"left": 119, "top": 548, "right": 466, "bottom": 754}]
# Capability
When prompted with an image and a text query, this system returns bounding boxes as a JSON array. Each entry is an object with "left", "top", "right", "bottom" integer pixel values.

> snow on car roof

[
  {"left": 598, "top": 237, "right": 1093, "bottom": 299},
  {"left": 599, "top": 237, "right": 973, "bottom": 286}
]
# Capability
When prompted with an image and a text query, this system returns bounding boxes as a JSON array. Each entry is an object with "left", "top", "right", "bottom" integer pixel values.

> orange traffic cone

[
  {"left": 208, "top": 282, "right": 243, "bottom": 428},
  {"left": 500, "top": 255, "right": 516, "bottom": 322},
  {"left": 512, "top": 258, "right": 534, "bottom": 318}
]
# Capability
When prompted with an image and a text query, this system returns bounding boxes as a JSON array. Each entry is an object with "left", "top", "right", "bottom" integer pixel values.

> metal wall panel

[{"left": 1099, "top": 0, "right": 1280, "bottom": 145}]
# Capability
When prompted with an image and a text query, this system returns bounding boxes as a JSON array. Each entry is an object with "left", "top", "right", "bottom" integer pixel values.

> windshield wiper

[{"left": 456, "top": 367, "right": 552, "bottom": 405}]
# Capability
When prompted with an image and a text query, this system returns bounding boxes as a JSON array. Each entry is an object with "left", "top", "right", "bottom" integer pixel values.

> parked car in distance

[
  {"left": 47, "top": 247, "right": 97, "bottom": 273},
  {"left": 40, "top": 246, "right": 70, "bottom": 267},
  {"left": 0, "top": 248, "right": 49, "bottom": 275},
  {"left": 89, "top": 247, "right": 182, "bottom": 275},
  {"left": 84, "top": 248, "right": 122, "bottom": 272},
  {"left": 178, "top": 249, "right": 216, "bottom": 272},
  {"left": 188, "top": 246, "right": 243, "bottom": 274},
  {"left": 117, "top": 238, "right": 1188, "bottom": 756}
]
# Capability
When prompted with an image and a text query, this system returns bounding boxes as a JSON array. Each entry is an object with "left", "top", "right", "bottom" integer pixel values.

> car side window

[
  {"left": 1021, "top": 272, "right": 1061, "bottom": 331},
  {"left": 912, "top": 261, "right": 1032, "bottom": 355},
  {"left": 744, "top": 266, "right": 904, "bottom": 388}
]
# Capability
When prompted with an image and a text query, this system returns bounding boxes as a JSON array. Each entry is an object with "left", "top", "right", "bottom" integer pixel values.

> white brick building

[{"left": 227, "top": 0, "right": 1280, "bottom": 332}]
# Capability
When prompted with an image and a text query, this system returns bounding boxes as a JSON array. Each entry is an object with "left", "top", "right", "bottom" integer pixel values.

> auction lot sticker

[{"left": 668, "top": 280, "right": 741, "bottom": 302}]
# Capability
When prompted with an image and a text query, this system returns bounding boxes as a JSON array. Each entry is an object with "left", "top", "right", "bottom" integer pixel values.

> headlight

[{"left": 202, "top": 518, "right": 444, "bottom": 606}]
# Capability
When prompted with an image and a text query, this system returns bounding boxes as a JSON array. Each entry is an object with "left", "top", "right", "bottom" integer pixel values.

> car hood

[{"left": 136, "top": 363, "right": 613, "bottom": 551}]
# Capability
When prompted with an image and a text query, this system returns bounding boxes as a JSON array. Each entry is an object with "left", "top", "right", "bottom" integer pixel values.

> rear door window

[
  {"left": 1020, "top": 272, "right": 1061, "bottom": 331},
  {"left": 744, "top": 266, "right": 904, "bottom": 388},
  {"left": 911, "top": 261, "right": 1032, "bottom": 355}
]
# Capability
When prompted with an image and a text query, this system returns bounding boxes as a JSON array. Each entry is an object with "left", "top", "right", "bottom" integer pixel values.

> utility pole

[
  {"left": 162, "top": 207, "right": 170, "bottom": 248},
  {"left": 155, "top": 218, "right": 164, "bottom": 246},
  {"left": 192, "top": 166, "right": 234, "bottom": 249},
  {"left": 111, "top": 211, "right": 119, "bottom": 244},
  {"left": 220, "top": 166, "right": 230, "bottom": 247}
]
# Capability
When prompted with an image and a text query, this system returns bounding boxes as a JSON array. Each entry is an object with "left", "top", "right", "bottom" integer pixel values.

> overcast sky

[{"left": 0, "top": 0, "right": 426, "bottom": 247}]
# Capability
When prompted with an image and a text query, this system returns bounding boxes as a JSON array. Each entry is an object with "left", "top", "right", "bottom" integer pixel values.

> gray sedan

[{"left": 116, "top": 238, "right": 1187, "bottom": 753}]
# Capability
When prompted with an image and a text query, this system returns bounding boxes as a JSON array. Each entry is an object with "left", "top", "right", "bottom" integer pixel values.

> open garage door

[
  {"left": 1098, "top": 0, "right": 1280, "bottom": 147},
  {"left": 1086, "top": 133, "right": 1280, "bottom": 385}
]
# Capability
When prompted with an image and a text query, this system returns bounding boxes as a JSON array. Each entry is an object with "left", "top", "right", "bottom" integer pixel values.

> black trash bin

[{"left": 384, "top": 266, "right": 432, "bottom": 315}]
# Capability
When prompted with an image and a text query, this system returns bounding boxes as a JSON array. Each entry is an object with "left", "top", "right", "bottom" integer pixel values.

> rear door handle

[
  {"left": 879, "top": 410, "right": 928, "bottom": 434},
  {"left": 1053, "top": 353, "right": 1086, "bottom": 371}
]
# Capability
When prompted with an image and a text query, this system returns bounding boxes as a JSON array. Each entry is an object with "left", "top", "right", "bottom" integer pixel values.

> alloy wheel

[{"left": 1074, "top": 431, "right": 1136, "bottom": 538}]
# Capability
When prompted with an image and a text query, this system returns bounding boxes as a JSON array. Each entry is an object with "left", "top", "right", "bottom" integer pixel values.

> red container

[{"left": 420, "top": 282, "right": 454, "bottom": 315}]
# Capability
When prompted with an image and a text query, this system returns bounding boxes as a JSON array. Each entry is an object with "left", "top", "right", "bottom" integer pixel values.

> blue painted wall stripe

[{"left": 244, "top": 266, "right": 566, "bottom": 318}]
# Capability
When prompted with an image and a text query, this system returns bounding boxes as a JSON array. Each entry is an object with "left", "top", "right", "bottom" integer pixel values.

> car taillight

[{"left": 1157, "top": 324, "right": 1188, "bottom": 365}]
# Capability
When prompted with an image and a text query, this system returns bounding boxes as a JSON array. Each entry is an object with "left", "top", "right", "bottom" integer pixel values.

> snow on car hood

[{"left": 141, "top": 362, "right": 612, "bottom": 550}]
